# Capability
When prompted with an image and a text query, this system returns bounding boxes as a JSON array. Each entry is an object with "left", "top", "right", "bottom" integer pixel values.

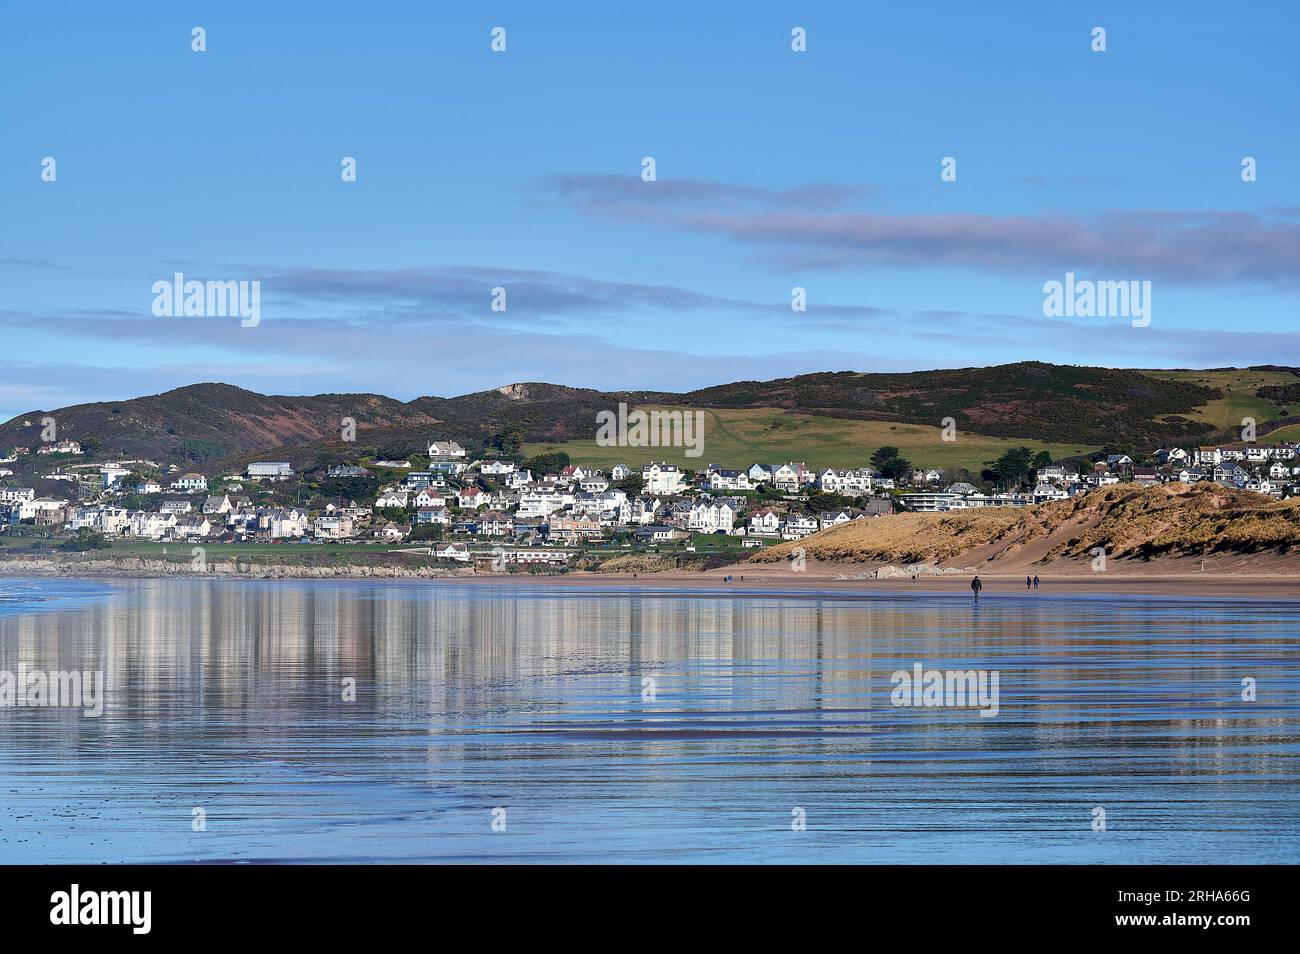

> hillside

[
  {"left": 523, "top": 406, "right": 1098, "bottom": 474},
  {"left": 0, "top": 384, "right": 441, "bottom": 467},
  {"left": 0, "top": 363, "right": 1294, "bottom": 476},
  {"left": 749, "top": 483, "right": 1300, "bottom": 570},
  {"left": 677, "top": 362, "right": 1225, "bottom": 445}
]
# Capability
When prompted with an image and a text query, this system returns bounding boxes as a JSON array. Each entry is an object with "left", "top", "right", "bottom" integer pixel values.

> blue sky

[{"left": 2, "top": 1, "right": 1298, "bottom": 420}]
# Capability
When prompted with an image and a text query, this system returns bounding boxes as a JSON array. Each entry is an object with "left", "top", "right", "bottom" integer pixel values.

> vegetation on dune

[
  {"left": 593, "top": 554, "right": 680, "bottom": 574},
  {"left": 750, "top": 483, "right": 1300, "bottom": 568}
]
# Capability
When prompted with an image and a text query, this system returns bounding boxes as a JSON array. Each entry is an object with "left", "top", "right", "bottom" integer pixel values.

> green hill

[{"left": 1, "top": 363, "right": 1294, "bottom": 479}]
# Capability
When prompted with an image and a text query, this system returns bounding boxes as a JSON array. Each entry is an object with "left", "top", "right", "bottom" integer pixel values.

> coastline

[{"left": 4, "top": 555, "right": 1300, "bottom": 598}]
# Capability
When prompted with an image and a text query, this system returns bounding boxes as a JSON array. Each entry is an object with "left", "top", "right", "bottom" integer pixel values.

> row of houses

[
  {"left": 650, "top": 462, "right": 898, "bottom": 495},
  {"left": 13, "top": 428, "right": 1300, "bottom": 550}
]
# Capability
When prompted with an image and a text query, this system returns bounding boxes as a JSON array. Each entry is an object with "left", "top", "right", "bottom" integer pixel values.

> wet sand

[
  {"left": 5, "top": 557, "right": 1300, "bottom": 599},
  {"left": 528, "top": 562, "right": 1300, "bottom": 599}
]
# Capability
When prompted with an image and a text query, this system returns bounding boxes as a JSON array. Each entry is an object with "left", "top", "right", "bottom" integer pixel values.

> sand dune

[{"left": 749, "top": 482, "right": 1300, "bottom": 574}]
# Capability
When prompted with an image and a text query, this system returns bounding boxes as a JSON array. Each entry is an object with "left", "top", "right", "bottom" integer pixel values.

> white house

[
  {"left": 687, "top": 501, "right": 735, "bottom": 533},
  {"left": 631, "top": 496, "right": 661, "bottom": 525},
  {"left": 708, "top": 469, "right": 751, "bottom": 492},
  {"left": 373, "top": 521, "right": 410, "bottom": 541},
  {"left": 264, "top": 508, "right": 309, "bottom": 539},
  {"left": 172, "top": 515, "right": 213, "bottom": 540},
  {"left": 375, "top": 489, "right": 409, "bottom": 509},
  {"left": 747, "top": 508, "right": 782, "bottom": 536},
  {"left": 818, "top": 509, "right": 856, "bottom": 532},
  {"left": 171, "top": 472, "right": 208, "bottom": 492},
  {"left": 771, "top": 463, "right": 810, "bottom": 493},
  {"left": 817, "top": 468, "right": 875, "bottom": 494},
  {"left": 1213, "top": 461, "right": 1246, "bottom": 486},
  {"left": 781, "top": 515, "right": 820, "bottom": 539},
  {"left": 100, "top": 464, "right": 131, "bottom": 489},
  {"left": 413, "top": 507, "right": 451, "bottom": 526},
  {"left": 1032, "top": 482, "right": 1069, "bottom": 503},
  {"left": 434, "top": 541, "right": 471, "bottom": 562},
  {"left": 201, "top": 494, "right": 231, "bottom": 515},
  {"left": 517, "top": 488, "right": 568, "bottom": 518},
  {"left": 128, "top": 510, "right": 176, "bottom": 539},
  {"left": 312, "top": 513, "right": 355, "bottom": 539},
  {"left": 642, "top": 462, "right": 684, "bottom": 495},
  {"left": 457, "top": 487, "right": 488, "bottom": 509},
  {"left": 427, "top": 441, "right": 466, "bottom": 459},
  {"left": 413, "top": 488, "right": 446, "bottom": 509}
]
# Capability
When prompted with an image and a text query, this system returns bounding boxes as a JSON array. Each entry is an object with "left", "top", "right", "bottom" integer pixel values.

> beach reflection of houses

[{"left": 0, "top": 585, "right": 889, "bottom": 764}]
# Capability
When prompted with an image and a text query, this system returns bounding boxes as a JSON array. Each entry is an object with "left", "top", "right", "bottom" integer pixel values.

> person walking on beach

[
  {"left": 971, "top": 576, "right": 982, "bottom": 599},
  {"left": 1026, "top": 575, "right": 1032, "bottom": 590},
  {"left": 1032, "top": 575, "right": 1040, "bottom": 590}
]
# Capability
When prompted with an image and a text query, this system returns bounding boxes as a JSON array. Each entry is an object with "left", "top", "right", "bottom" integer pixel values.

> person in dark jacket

[{"left": 971, "top": 576, "right": 983, "bottom": 599}]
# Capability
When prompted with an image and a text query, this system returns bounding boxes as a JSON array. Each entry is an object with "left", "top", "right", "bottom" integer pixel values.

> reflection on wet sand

[{"left": 1, "top": 579, "right": 1297, "bottom": 863}]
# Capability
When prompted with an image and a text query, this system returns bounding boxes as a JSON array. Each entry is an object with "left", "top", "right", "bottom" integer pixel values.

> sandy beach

[
  {"left": 532, "top": 565, "right": 1300, "bottom": 599},
  {"left": 4, "top": 553, "right": 1300, "bottom": 598}
]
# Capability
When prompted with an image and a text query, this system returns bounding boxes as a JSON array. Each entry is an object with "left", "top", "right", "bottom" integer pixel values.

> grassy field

[
  {"left": 1142, "top": 369, "right": 1297, "bottom": 432},
  {"left": 524, "top": 405, "right": 1098, "bottom": 472},
  {"left": 1262, "top": 424, "right": 1300, "bottom": 443}
]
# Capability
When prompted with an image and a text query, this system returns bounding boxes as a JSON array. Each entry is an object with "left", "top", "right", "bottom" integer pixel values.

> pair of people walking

[{"left": 971, "top": 575, "right": 1041, "bottom": 599}]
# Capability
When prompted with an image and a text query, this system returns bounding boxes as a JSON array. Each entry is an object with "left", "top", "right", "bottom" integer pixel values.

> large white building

[
  {"left": 171, "top": 472, "right": 208, "bottom": 492},
  {"left": 247, "top": 461, "right": 294, "bottom": 480},
  {"left": 687, "top": 501, "right": 735, "bottom": 533},
  {"left": 642, "top": 462, "right": 684, "bottom": 495},
  {"left": 817, "top": 468, "right": 876, "bottom": 494}
]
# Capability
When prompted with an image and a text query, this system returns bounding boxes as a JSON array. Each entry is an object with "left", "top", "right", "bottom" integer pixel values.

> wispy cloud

[
  {"left": 544, "top": 173, "right": 868, "bottom": 212},
  {"left": 548, "top": 173, "right": 1300, "bottom": 286}
]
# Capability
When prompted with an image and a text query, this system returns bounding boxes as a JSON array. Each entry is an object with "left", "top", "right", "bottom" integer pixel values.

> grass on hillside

[
  {"left": 1262, "top": 424, "right": 1300, "bottom": 443},
  {"left": 524, "top": 405, "right": 1097, "bottom": 472},
  {"left": 1142, "top": 369, "right": 1297, "bottom": 433}
]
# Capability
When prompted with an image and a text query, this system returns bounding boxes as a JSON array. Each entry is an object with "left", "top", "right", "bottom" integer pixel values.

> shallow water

[{"left": 0, "top": 577, "right": 1297, "bottom": 863}]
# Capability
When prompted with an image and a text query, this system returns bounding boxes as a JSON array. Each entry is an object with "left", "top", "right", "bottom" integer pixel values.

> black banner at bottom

[{"left": 0, "top": 864, "right": 1284, "bottom": 940}]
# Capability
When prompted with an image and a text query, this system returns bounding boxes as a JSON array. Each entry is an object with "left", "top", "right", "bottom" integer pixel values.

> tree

[
  {"left": 613, "top": 474, "right": 644, "bottom": 496},
  {"left": 61, "top": 529, "right": 110, "bottom": 551},
  {"left": 376, "top": 440, "right": 417, "bottom": 461},
  {"left": 319, "top": 476, "right": 379, "bottom": 501},
  {"left": 805, "top": 490, "right": 853, "bottom": 513},
  {"left": 495, "top": 422, "right": 526, "bottom": 456},
  {"left": 1032, "top": 450, "right": 1053, "bottom": 470},
  {"left": 523, "top": 451, "right": 570, "bottom": 475},
  {"left": 989, "top": 447, "right": 1035, "bottom": 487},
  {"left": 870, "top": 446, "right": 912, "bottom": 481}
]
